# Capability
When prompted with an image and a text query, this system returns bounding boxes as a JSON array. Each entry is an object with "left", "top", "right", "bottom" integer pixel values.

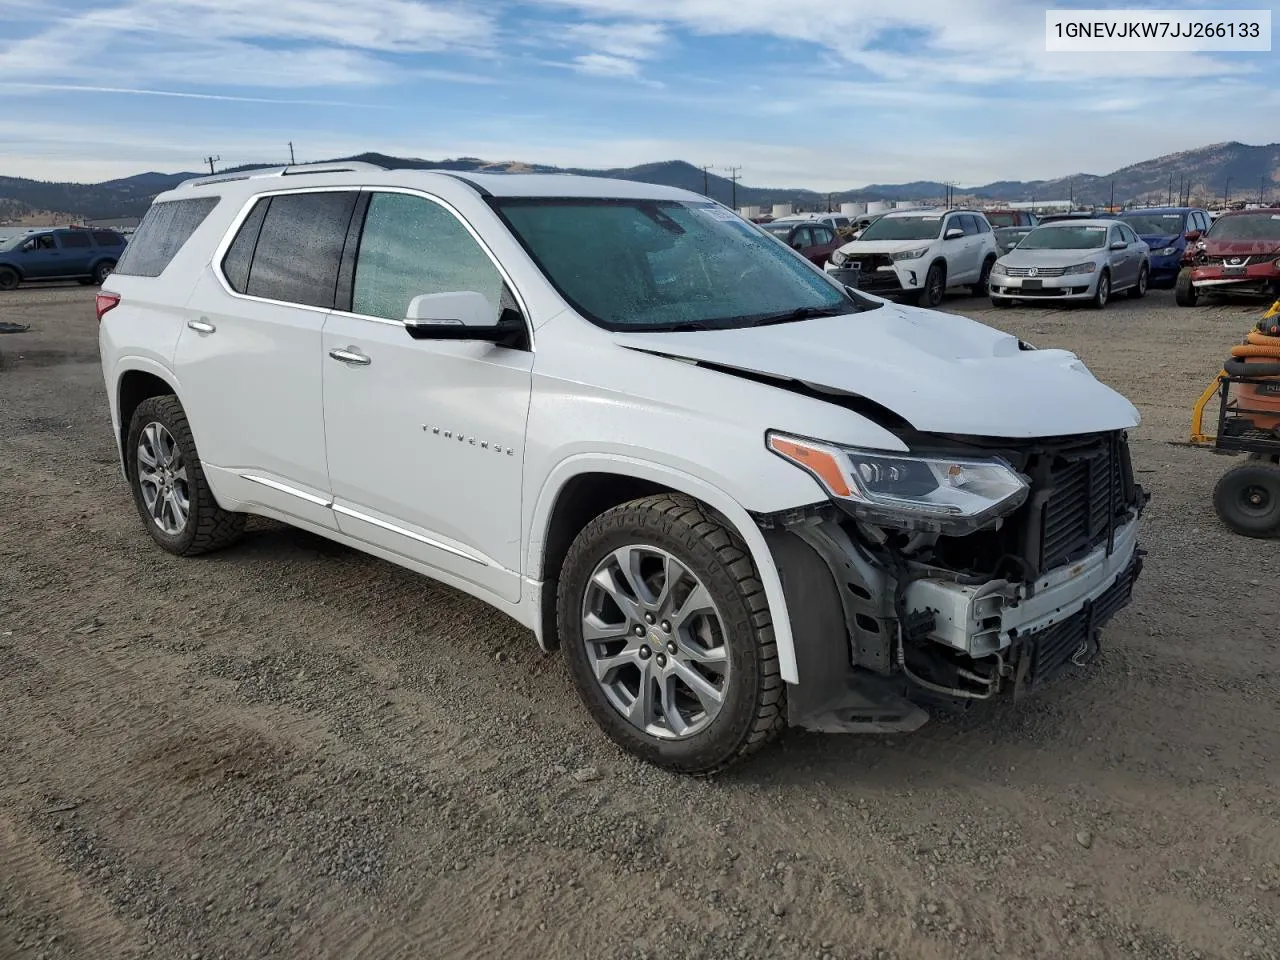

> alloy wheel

[
  {"left": 581, "top": 544, "right": 731, "bottom": 740},
  {"left": 136, "top": 422, "right": 190, "bottom": 535}
]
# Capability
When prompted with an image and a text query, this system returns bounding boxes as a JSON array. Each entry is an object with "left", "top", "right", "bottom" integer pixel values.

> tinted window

[
  {"left": 973, "top": 216, "right": 991, "bottom": 234},
  {"left": 59, "top": 232, "right": 92, "bottom": 248},
  {"left": 791, "top": 227, "right": 813, "bottom": 248},
  {"left": 114, "top": 197, "right": 219, "bottom": 277},
  {"left": 91, "top": 230, "right": 123, "bottom": 246},
  {"left": 246, "top": 191, "right": 358, "bottom": 308},
  {"left": 353, "top": 192, "right": 505, "bottom": 321},
  {"left": 220, "top": 199, "right": 269, "bottom": 294},
  {"left": 813, "top": 226, "right": 834, "bottom": 244},
  {"left": 959, "top": 215, "right": 980, "bottom": 236}
]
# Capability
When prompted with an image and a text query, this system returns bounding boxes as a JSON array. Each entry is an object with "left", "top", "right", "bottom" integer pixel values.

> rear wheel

[
  {"left": 1213, "top": 462, "right": 1280, "bottom": 538},
  {"left": 1128, "top": 263, "right": 1149, "bottom": 299},
  {"left": 1174, "top": 267, "right": 1199, "bottom": 306},
  {"left": 92, "top": 260, "right": 116, "bottom": 285},
  {"left": 0, "top": 266, "right": 19, "bottom": 291},
  {"left": 1090, "top": 270, "right": 1110, "bottom": 310},
  {"left": 919, "top": 262, "right": 946, "bottom": 308},
  {"left": 557, "top": 494, "right": 784, "bottom": 775},
  {"left": 126, "top": 395, "right": 245, "bottom": 556}
]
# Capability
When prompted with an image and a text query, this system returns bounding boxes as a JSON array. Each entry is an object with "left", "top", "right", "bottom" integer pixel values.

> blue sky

[{"left": 1, "top": 0, "right": 1275, "bottom": 188}]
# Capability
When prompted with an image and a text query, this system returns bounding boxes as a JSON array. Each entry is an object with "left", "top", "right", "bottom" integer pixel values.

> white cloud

[
  {"left": 563, "top": 21, "right": 667, "bottom": 59},
  {"left": 572, "top": 53, "right": 643, "bottom": 77}
]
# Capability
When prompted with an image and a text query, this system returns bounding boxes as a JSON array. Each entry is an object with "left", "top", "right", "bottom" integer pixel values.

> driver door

[
  {"left": 20, "top": 234, "right": 62, "bottom": 279},
  {"left": 321, "top": 189, "right": 533, "bottom": 604}
]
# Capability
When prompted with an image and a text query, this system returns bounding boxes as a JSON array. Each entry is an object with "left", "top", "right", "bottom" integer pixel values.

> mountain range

[{"left": 2, "top": 141, "right": 1277, "bottom": 223}]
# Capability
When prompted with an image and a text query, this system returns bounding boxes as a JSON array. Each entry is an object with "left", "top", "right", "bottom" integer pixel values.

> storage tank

[
  {"left": 771, "top": 203, "right": 794, "bottom": 218},
  {"left": 739, "top": 205, "right": 762, "bottom": 219},
  {"left": 866, "top": 201, "right": 889, "bottom": 214},
  {"left": 893, "top": 200, "right": 918, "bottom": 210},
  {"left": 840, "top": 202, "right": 866, "bottom": 216}
]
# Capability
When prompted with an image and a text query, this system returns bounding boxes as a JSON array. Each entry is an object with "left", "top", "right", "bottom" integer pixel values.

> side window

[
  {"left": 973, "top": 216, "right": 991, "bottom": 234},
  {"left": 31, "top": 235, "right": 56, "bottom": 251},
  {"left": 960, "top": 214, "right": 980, "bottom": 236},
  {"left": 352, "top": 191, "right": 505, "bottom": 322},
  {"left": 91, "top": 230, "right": 122, "bottom": 246},
  {"left": 791, "top": 227, "right": 813, "bottom": 248},
  {"left": 59, "top": 232, "right": 92, "bottom": 248},
  {"left": 244, "top": 191, "right": 359, "bottom": 309},
  {"left": 1124, "top": 224, "right": 1139, "bottom": 243},
  {"left": 114, "top": 197, "right": 219, "bottom": 277},
  {"left": 813, "top": 226, "right": 834, "bottom": 245},
  {"left": 220, "top": 199, "right": 269, "bottom": 294},
  {"left": 1196, "top": 212, "right": 1209, "bottom": 233},
  {"left": 1108, "top": 226, "right": 1123, "bottom": 246},
  {"left": 944, "top": 216, "right": 961, "bottom": 237}
]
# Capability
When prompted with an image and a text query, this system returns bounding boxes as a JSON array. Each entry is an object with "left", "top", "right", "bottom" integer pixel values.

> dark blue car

[
  {"left": 1117, "top": 207, "right": 1211, "bottom": 288},
  {"left": 0, "top": 227, "right": 127, "bottom": 291}
]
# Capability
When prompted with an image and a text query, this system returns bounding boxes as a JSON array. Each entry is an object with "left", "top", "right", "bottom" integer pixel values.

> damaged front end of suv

[{"left": 757, "top": 426, "right": 1148, "bottom": 734}]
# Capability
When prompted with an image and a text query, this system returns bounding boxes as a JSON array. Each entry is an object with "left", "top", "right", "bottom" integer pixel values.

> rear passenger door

[
  {"left": 173, "top": 188, "right": 360, "bottom": 531},
  {"left": 56, "top": 231, "right": 95, "bottom": 275},
  {"left": 953, "top": 215, "right": 983, "bottom": 282},
  {"left": 321, "top": 189, "right": 533, "bottom": 604}
]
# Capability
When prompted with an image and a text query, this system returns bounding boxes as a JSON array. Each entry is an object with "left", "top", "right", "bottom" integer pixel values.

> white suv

[
  {"left": 825, "top": 209, "right": 1000, "bottom": 307},
  {"left": 99, "top": 162, "right": 1147, "bottom": 774}
]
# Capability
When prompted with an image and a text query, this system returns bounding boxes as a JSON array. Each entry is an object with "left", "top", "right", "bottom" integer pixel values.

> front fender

[{"left": 527, "top": 453, "right": 817, "bottom": 684}]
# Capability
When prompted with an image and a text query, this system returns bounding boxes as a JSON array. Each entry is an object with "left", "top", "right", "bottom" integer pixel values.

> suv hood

[
  {"left": 835, "top": 238, "right": 935, "bottom": 256},
  {"left": 614, "top": 304, "right": 1139, "bottom": 439},
  {"left": 1200, "top": 238, "right": 1280, "bottom": 258}
]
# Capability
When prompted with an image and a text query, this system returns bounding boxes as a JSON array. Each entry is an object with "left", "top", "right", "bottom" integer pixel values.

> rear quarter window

[
  {"left": 91, "top": 230, "right": 124, "bottom": 246},
  {"left": 59, "top": 232, "right": 92, "bottom": 248},
  {"left": 112, "top": 197, "right": 220, "bottom": 278}
]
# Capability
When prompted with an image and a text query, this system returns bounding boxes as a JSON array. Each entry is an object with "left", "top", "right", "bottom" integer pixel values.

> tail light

[{"left": 95, "top": 292, "right": 120, "bottom": 321}]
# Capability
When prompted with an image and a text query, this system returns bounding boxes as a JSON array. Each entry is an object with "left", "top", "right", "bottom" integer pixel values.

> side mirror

[
  {"left": 1109, "top": 241, "right": 1127, "bottom": 250},
  {"left": 944, "top": 227, "right": 964, "bottom": 240},
  {"left": 1185, "top": 230, "right": 1201, "bottom": 242},
  {"left": 403, "top": 291, "right": 524, "bottom": 346}
]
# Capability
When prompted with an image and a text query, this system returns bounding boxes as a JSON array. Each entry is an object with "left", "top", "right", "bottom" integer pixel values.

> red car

[
  {"left": 758, "top": 219, "right": 843, "bottom": 266},
  {"left": 1176, "top": 208, "right": 1280, "bottom": 306}
]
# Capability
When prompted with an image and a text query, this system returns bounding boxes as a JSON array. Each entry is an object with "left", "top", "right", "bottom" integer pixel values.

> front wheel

[
  {"left": 557, "top": 494, "right": 784, "bottom": 775},
  {"left": 1174, "top": 267, "right": 1199, "bottom": 306},
  {"left": 919, "top": 262, "right": 946, "bottom": 308},
  {"left": 126, "top": 395, "right": 245, "bottom": 556},
  {"left": 1128, "top": 264, "right": 1149, "bottom": 299},
  {"left": 0, "top": 266, "right": 19, "bottom": 291},
  {"left": 1090, "top": 270, "right": 1110, "bottom": 310},
  {"left": 1213, "top": 462, "right": 1280, "bottom": 538}
]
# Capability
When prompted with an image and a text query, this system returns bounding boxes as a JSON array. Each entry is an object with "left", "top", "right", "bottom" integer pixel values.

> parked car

[
  {"left": 98, "top": 162, "right": 1146, "bottom": 774},
  {"left": 845, "top": 213, "right": 885, "bottom": 240},
  {"left": 758, "top": 219, "right": 844, "bottom": 266},
  {"left": 992, "top": 225, "right": 1035, "bottom": 256},
  {"left": 1118, "top": 207, "right": 1210, "bottom": 288},
  {"left": 824, "top": 208, "right": 999, "bottom": 306},
  {"left": 1174, "top": 207, "right": 1280, "bottom": 306},
  {"left": 1038, "top": 211, "right": 1118, "bottom": 224},
  {"left": 989, "top": 220, "right": 1150, "bottom": 309},
  {"left": 770, "top": 213, "right": 853, "bottom": 235},
  {"left": 983, "top": 210, "right": 1039, "bottom": 228},
  {"left": 0, "top": 227, "right": 126, "bottom": 290}
]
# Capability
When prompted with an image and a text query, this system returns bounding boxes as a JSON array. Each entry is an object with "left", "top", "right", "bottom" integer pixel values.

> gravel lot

[{"left": 2, "top": 283, "right": 1277, "bottom": 960}]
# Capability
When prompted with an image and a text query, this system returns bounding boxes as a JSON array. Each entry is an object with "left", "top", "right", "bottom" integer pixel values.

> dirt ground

[{"left": 1, "top": 283, "right": 1277, "bottom": 960}]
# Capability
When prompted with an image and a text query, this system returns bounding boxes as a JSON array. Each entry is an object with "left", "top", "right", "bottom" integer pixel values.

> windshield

[
  {"left": 856, "top": 215, "right": 944, "bottom": 242},
  {"left": 494, "top": 199, "right": 867, "bottom": 331},
  {"left": 760, "top": 223, "right": 795, "bottom": 238},
  {"left": 1120, "top": 212, "right": 1186, "bottom": 235},
  {"left": 1016, "top": 225, "right": 1107, "bottom": 250},
  {"left": 1206, "top": 213, "right": 1280, "bottom": 242},
  {"left": 0, "top": 235, "right": 26, "bottom": 251}
]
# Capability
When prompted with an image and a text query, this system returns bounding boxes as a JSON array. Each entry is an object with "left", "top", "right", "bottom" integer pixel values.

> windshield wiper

[{"left": 747, "top": 306, "right": 849, "bottom": 327}]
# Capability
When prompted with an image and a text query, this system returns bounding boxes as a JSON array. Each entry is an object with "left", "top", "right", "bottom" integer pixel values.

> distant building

[{"left": 83, "top": 216, "right": 142, "bottom": 230}]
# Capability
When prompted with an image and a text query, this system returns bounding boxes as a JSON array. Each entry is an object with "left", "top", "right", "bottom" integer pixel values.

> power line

[
  {"left": 203, "top": 155, "right": 220, "bottom": 175},
  {"left": 727, "top": 166, "right": 742, "bottom": 209}
]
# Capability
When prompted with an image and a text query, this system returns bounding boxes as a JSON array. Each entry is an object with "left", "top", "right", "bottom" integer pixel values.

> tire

[
  {"left": 1090, "top": 270, "right": 1110, "bottom": 310},
  {"left": 556, "top": 494, "right": 784, "bottom": 775},
  {"left": 1174, "top": 267, "right": 1199, "bottom": 306},
  {"left": 126, "top": 395, "right": 245, "bottom": 556},
  {"left": 1128, "top": 263, "right": 1149, "bottom": 299},
  {"left": 92, "top": 260, "right": 116, "bottom": 285},
  {"left": 1213, "top": 462, "right": 1280, "bottom": 538},
  {"left": 971, "top": 256, "right": 996, "bottom": 296},
  {"left": 919, "top": 262, "right": 946, "bottom": 308},
  {"left": 0, "top": 266, "right": 19, "bottom": 291},
  {"left": 990, "top": 296, "right": 1013, "bottom": 309}
]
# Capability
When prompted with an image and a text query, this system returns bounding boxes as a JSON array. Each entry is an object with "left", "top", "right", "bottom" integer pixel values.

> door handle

[
  {"left": 329, "top": 347, "right": 371, "bottom": 366},
  {"left": 187, "top": 319, "right": 216, "bottom": 334}
]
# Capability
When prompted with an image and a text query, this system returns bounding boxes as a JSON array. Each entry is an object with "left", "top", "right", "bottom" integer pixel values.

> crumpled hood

[
  {"left": 1138, "top": 233, "right": 1180, "bottom": 249},
  {"left": 835, "top": 238, "right": 933, "bottom": 257},
  {"left": 613, "top": 303, "right": 1140, "bottom": 439}
]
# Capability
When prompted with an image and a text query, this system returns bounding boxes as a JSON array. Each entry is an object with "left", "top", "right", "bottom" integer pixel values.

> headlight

[
  {"left": 831, "top": 249, "right": 848, "bottom": 266},
  {"left": 892, "top": 247, "right": 929, "bottom": 261},
  {"left": 1064, "top": 262, "right": 1097, "bottom": 274},
  {"left": 766, "top": 432, "right": 1030, "bottom": 536},
  {"left": 1157, "top": 246, "right": 1179, "bottom": 256},
  {"left": 990, "top": 261, "right": 1008, "bottom": 276}
]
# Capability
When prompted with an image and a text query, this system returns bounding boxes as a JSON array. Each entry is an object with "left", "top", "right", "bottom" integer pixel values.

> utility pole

[
  {"left": 701, "top": 165, "right": 711, "bottom": 197},
  {"left": 1068, "top": 179, "right": 1073, "bottom": 207},
  {"left": 1262, "top": 175, "right": 1267, "bottom": 206},
  {"left": 1109, "top": 179, "right": 1115, "bottom": 212},
  {"left": 1168, "top": 173, "right": 1173, "bottom": 206},
  {"left": 1224, "top": 176, "right": 1232, "bottom": 207},
  {"left": 727, "top": 166, "right": 742, "bottom": 209},
  {"left": 288, "top": 141, "right": 296, "bottom": 165},
  {"left": 203, "top": 155, "right": 220, "bottom": 175}
]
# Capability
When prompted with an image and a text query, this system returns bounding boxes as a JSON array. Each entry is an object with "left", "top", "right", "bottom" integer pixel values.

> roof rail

[{"left": 176, "top": 159, "right": 387, "bottom": 190}]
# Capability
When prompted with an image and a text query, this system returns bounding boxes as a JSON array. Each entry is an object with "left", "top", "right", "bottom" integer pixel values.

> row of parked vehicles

[
  {"left": 764, "top": 203, "right": 1280, "bottom": 310},
  {"left": 0, "top": 226, "right": 128, "bottom": 290}
]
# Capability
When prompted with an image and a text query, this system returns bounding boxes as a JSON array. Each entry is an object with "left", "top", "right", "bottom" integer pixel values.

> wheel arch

[
  {"left": 528, "top": 456, "right": 803, "bottom": 683},
  {"left": 115, "top": 363, "right": 181, "bottom": 475}
]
